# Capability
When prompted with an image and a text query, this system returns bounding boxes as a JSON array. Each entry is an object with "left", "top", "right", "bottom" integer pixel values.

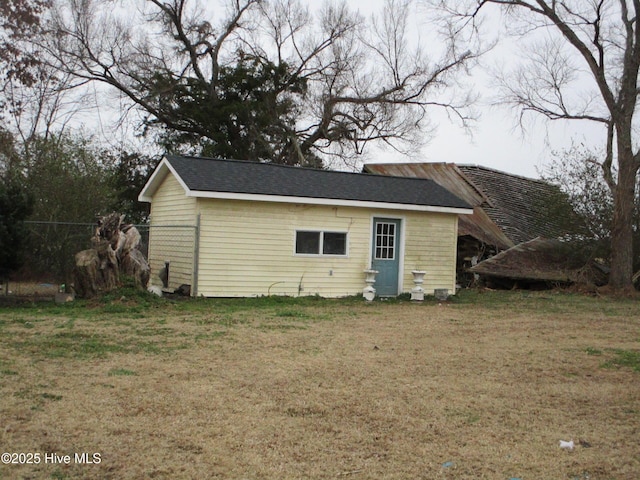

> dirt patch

[
  {"left": 0, "top": 292, "right": 639, "bottom": 479},
  {"left": 0, "top": 281, "right": 59, "bottom": 297}
]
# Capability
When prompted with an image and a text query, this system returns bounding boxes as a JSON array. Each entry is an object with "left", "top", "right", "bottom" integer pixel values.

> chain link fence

[
  {"left": 145, "top": 223, "right": 200, "bottom": 296},
  {"left": 21, "top": 221, "right": 97, "bottom": 285},
  {"left": 3, "top": 221, "right": 199, "bottom": 297}
]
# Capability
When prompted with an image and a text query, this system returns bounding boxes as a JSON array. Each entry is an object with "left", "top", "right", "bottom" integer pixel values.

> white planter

[
  {"left": 363, "top": 269, "right": 379, "bottom": 301},
  {"left": 411, "top": 270, "right": 426, "bottom": 301}
]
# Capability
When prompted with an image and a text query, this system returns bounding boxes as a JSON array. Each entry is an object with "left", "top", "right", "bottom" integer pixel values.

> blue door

[{"left": 371, "top": 218, "right": 401, "bottom": 296}]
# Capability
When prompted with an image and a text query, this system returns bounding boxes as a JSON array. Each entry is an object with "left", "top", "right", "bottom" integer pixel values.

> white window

[{"left": 295, "top": 231, "right": 347, "bottom": 256}]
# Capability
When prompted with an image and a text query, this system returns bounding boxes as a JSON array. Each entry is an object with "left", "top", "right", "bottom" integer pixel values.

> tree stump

[
  {"left": 73, "top": 213, "right": 150, "bottom": 298},
  {"left": 121, "top": 249, "right": 150, "bottom": 288}
]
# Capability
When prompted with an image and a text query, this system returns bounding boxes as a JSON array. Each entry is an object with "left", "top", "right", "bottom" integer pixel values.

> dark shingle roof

[{"left": 164, "top": 155, "right": 471, "bottom": 209}]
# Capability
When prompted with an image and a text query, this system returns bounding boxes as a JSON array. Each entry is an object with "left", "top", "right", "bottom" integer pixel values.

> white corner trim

[{"left": 138, "top": 157, "right": 191, "bottom": 202}]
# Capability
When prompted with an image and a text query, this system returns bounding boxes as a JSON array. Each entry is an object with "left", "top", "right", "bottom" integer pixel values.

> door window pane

[{"left": 375, "top": 222, "right": 396, "bottom": 260}]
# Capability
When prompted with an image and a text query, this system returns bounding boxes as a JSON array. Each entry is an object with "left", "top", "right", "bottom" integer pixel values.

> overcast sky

[{"left": 347, "top": 0, "right": 606, "bottom": 179}]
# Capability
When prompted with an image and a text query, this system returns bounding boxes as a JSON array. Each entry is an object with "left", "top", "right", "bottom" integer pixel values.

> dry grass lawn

[{"left": 0, "top": 290, "right": 639, "bottom": 479}]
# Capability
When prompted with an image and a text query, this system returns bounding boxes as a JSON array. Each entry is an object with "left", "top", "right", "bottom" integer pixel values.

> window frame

[{"left": 294, "top": 230, "right": 348, "bottom": 257}]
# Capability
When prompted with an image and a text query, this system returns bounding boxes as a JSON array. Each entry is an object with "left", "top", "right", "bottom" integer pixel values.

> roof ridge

[
  {"left": 445, "top": 163, "right": 495, "bottom": 208},
  {"left": 457, "top": 164, "right": 549, "bottom": 185}
]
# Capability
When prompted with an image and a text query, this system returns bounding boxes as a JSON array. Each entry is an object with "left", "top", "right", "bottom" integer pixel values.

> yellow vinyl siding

[
  {"left": 196, "top": 198, "right": 459, "bottom": 297},
  {"left": 197, "top": 201, "right": 367, "bottom": 297},
  {"left": 402, "top": 213, "right": 458, "bottom": 294},
  {"left": 147, "top": 173, "right": 196, "bottom": 291}
]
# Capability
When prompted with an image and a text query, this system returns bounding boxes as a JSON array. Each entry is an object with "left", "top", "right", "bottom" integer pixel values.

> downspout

[{"left": 192, "top": 213, "right": 200, "bottom": 297}]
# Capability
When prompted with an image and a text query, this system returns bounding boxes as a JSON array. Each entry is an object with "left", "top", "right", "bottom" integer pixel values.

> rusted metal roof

[{"left": 363, "top": 162, "right": 565, "bottom": 248}]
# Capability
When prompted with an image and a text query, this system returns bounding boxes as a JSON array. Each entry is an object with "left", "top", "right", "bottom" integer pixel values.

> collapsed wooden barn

[{"left": 363, "top": 162, "right": 599, "bottom": 287}]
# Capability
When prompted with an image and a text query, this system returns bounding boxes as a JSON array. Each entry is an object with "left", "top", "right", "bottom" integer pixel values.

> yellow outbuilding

[{"left": 138, "top": 156, "right": 472, "bottom": 298}]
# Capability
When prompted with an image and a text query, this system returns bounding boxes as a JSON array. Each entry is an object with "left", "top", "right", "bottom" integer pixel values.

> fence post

[{"left": 192, "top": 213, "right": 200, "bottom": 297}]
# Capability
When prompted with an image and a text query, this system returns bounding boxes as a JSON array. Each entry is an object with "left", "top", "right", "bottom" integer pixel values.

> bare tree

[
  {"left": 1, "top": 0, "right": 95, "bottom": 151},
  {"left": 3, "top": 66, "right": 93, "bottom": 148},
  {"left": 432, "top": 0, "right": 640, "bottom": 290},
  {"left": 0, "top": 0, "right": 49, "bottom": 89},
  {"left": 40, "top": 0, "right": 478, "bottom": 166}
]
